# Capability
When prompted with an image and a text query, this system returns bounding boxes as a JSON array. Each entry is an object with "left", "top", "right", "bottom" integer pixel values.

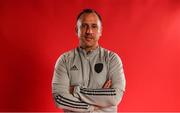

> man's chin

[
  {"left": 83, "top": 43, "right": 94, "bottom": 48},
  {"left": 84, "top": 42, "right": 93, "bottom": 47},
  {"left": 85, "top": 45, "right": 93, "bottom": 48}
]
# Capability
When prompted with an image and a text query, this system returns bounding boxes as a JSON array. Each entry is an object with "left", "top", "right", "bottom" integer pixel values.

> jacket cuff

[{"left": 73, "top": 85, "right": 80, "bottom": 98}]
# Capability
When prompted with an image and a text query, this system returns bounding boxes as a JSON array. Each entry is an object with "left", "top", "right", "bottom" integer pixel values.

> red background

[{"left": 0, "top": 0, "right": 180, "bottom": 112}]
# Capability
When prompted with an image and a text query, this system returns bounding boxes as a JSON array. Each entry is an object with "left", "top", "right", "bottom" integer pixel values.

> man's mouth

[{"left": 85, "top": 36, "right": 93, "bottom": 41}]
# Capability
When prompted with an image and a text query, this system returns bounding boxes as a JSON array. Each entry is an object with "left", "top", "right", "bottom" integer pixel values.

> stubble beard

[{"left": 80, "top": 38, "right": 99, "bottom": 51}]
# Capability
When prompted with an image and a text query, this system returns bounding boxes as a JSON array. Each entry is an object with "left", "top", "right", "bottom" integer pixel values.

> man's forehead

[
  {"left": 78, "top": 13, "right": 101, "bottom": 26},
  {"left": 80, "top": 13, "right": 100, "bottom": 22}
]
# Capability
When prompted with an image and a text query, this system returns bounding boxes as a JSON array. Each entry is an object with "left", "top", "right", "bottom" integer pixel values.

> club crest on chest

[{"left": 94, "top": 63, "right": 103, "bottom": 73}]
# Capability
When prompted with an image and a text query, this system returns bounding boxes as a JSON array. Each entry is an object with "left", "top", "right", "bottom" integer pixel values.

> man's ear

[
  {"left": 75, "top": 26, "right": 78, "bottom": 34},
  {"left": 100, "top": 26, "right": 102, "bottom": 36}
]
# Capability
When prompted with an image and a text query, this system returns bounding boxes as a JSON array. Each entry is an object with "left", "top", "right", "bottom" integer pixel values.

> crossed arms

[{"left": 52, "top": 53, "right": 126, "bottom": 112}]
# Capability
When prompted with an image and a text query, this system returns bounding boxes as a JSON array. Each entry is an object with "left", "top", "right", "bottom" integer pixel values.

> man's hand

[
  {"left": 70, "top": 80, "right": 112, "bottom": 94},
  {"left": 69, "top": 86, "right": 74, "bottom": 94},
  {"left": 103, "top": 79, "right": 112, "bottom": 88}
]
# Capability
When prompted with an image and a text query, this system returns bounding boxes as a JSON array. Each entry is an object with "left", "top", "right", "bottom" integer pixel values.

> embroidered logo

[
  {"left": 70, "top": 65, "right": 78, "bottom": 71},
  {"left": 94, "top": 63, "right": 103, "bottom": 73}
]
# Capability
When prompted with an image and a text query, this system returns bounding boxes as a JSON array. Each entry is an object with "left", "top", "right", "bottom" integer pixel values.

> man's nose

[{"left": 86, "top": 26, "right": 93, "bottom": 34}]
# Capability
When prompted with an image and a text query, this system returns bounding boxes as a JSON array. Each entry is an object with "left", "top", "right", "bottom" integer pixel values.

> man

[{"left": 52, "top": 9, "right": 126, "bottom": 112}]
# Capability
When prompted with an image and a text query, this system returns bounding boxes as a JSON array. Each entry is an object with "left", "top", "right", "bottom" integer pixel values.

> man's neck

[{"left": 79, "top": 45, "right": 99, "bottom": 52}]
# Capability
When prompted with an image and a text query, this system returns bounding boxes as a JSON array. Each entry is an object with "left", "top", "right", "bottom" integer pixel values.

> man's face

[{"left": 76, "top": 13, "right": 102, "bottom": 48}]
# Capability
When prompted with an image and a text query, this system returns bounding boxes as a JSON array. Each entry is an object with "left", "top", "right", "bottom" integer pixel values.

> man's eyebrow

[{"left": 81, "top": 23, "right": 98, "bottom": 25}]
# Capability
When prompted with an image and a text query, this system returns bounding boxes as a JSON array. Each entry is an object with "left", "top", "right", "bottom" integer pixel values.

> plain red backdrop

[{"left": 0, "top": 0, "right": 180, "bottom": 112}]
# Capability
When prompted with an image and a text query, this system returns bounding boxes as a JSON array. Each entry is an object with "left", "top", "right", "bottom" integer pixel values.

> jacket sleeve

[
  {"left": 73, "top": 53, "right": 126, "bottom": 107},
  {"left": 52, "top": 55, "right": 94, "bottom": 112}
]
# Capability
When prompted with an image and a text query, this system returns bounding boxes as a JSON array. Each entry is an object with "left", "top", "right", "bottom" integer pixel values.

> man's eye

[
  {"left": 81, "top": 24, "right": 87, "bottom": 28},
  {"left": 92, "top": 25, "right": 98, "bottom": 28}
]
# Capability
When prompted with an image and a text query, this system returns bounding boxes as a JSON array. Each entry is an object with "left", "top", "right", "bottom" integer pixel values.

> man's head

[{"left": 76, "top": 9, "right": 102, "bottom": 51}]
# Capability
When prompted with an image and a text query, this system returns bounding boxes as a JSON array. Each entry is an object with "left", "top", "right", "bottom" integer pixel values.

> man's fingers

[
  {"left": 103, "top": 80, "right": 112, "bottom": 88},
  {"left": 107, "top": 80, "right": 112, "bottom": 88},
  {"left": 69, "top": 86, "right": 74, "bottom": 94}
]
